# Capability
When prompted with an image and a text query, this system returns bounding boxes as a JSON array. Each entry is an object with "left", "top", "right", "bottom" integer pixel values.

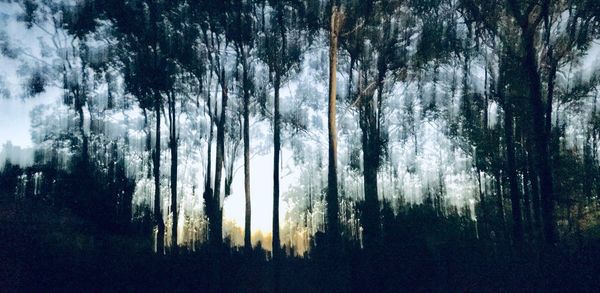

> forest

[{"left": 0, "top": 0, "right": 600, "bottom": 291}]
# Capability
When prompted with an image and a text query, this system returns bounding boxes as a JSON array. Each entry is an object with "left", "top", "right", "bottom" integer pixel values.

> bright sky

[
  {"left": 0, "top": 98, "right": 36, "bottom": 147},
  {"left": 224, "top": 150, "right": 297, "bottom": 234}
]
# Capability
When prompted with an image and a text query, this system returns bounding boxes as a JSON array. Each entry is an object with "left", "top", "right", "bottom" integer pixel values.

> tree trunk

[
  {"left": 242, "top": 52, "right": 252, "bottom": 253},
  {"left": 504, "top": 93, "right": 524, "bottom": 247},
  {"left": 521, "top": 27, "right": 557, "bottom": 245},
  {"left": 527, "top": 143, "right": 543, "bottom": 239},
  {"left": 143, "top": 109, "right": 152, "bottom": 179},
  {"left": 154, "top": 95, "right": 165, "bottom": 254},
  {"left": 273, "top": 71, "right": 281, "bottom": 259},
  {"left": 521, "top": 181, "right": 533, "bottom": 240},
  {"left": 545, "top": 61, "right": 557, "bottom": 136},
  {"left": 203, "top": 79, "right": 215, "bottom": 244},
  {"left": 495, "top": 169, "right": 507, "bottom": 242},
  {"left": 77, "top": 103, "right": 88, "bottom": 162},
  {"left": 521, "top": 155, "right": 533, "bottom": 240},
  {"left": 360, "top": 92, "right": 380, "bottom": 250},
  {"left": 476, "top": 165, "right": 487, "bottom": 239},
  {"left": 169, "top": 92, "right": 178, "bottom": 254},
  {"left": 326, "top": 6, "right": 340, "bottom": 248},
  {"left": 212, "top": 69, "right": 227, "bottom": 248}
]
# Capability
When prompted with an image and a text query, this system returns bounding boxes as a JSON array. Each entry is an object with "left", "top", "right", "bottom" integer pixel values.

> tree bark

[
  {"left": 503, "top": 92, "right": 524, "bottom": 247},
  {"left": 545, "top": 61, "right": 557, "bottom": 136},
  {"left": 526, "top": 143, "right": 542, "bottom": 239},
  {"left": 143, "top": 109, "right": 152, "bottom": 179},
  {"left": 76, "top": 100, "right": 88, "bottom": 162},
  {"left": 521, "top": 27, "right": 558, "bottom": 245},
  {"left": 242, "top": 49, "right": 252, "bottom": 253},
  {"left": 212, "top": 69, "right": 227, "bottom": 248},
  {"left": 495, "top": 169, "right": 507, "bottom": 242},
  {"left": 476, "top": 165, "right": 487, "bottom": 239},
  {"left": 203, "top": 80, "right": 215, "bottom": 245},
  {"left": 168, "top": 92, "right": 178, "bottom": 254},
  {"left": 326, "top": 6, "right": 340, "bottom": 248},
  {"left": 360, "top": 91, "right": 380, "bottom": 249},
  {"left": 273, "top": 71, "right": 281, "bottom": 259},
  {"left": 519, "top": 130, "right": 533, "bottom": 239},
  {"left": 154, "top": 95, "right": 165, "bottom": 254}
]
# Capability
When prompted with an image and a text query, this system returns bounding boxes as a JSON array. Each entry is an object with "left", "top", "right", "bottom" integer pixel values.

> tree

[
  {"left": 340, "top": 0, "right": 411, "bottom": 250},
  {"left": 326, "top": 3, "right": 342, "bottom": 250},
  {"left": 103, "top": 0, "right": 179, "bottom": 253},
  {"left": 231, "top": 0, "right": 256, "bottom": 253},
  {"left": 256, "top": 0, "right": 304, "bottom": 259},
  {"left": 196, "top": 0, "right": 235, "bottom": 248},
  {"left": 499, "top": 50, "right": 525, "bottom": 246}
]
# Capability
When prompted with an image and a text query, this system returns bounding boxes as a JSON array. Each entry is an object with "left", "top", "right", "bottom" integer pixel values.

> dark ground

[{"left": 2, "top": 196, "right": 600, "bottom": 293}]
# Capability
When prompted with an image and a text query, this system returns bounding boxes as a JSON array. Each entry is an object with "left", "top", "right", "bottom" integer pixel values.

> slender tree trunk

[
  {"left": 143, "top": 109, "right": 152, "bottom": 179},
  {"left": 154, "top": 95, "right": 165, "bottom": 254},
  {"left": 504, "top": 93, "right": 524, "bottom": 247},
  {"left": 203, "top": 84, "right": 215, "bottom": 245},
  {"left": 476, "top": 165, "right": 487, "bottom": 239},
  {"left": 495, "top": 169, "right": 507, "bottom": 242},
  {"left": 327, "top": 6, "right": 340, "bottom": 248},
  {"left": 77, "top": 103, "right": 88, "bottom": 162},
  {"left": 483, "top": 59, "right": 489, "bottom": 129},
  {"left": 360, "top": 94, "right": 380, "bottom": 250},
  {"left": 527, "top": 143, "right": 543, "bottom": 239},
  {"left": 273, "top": 71, "right": 281, "bottom": 258},
  {"left": 360, "top": 87, "right": 381, "bottom": 292},
  {"left": 77, "top": 55, "right": 89, "bottom": 163},
  {"left": 521, "top": 168, "right": 533, "bottom": 241},
  {"left": 545, "top": 61, "right": 557, "bottom": 136},
  {"left": 207, "top": 75, "right": 216, "bottom": 191},
  {"left": 169, "top": 93, "right": 178, "bottom": 254},
  {"left": 543, "top": 2, "right": 556, "bottom": 138},
  {"left": 242, "top": 52, "right": 252, "bottom": 253},
  {"left": 212, "top": 69, "right": 227, "bottom": 248},
  {"left": 520, "top": 132, "right": 533, "bottom": 239}
]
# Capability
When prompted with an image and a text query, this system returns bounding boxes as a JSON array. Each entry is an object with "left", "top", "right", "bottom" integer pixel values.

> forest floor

[{"left": 2, "top": 196, "right": 600, "bottom": 292}]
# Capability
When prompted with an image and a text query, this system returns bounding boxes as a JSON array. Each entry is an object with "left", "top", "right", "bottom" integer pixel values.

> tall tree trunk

[
  {"left": 495, "top": 169, "right": 507, "bottom": 242},
  {"left": 242, "top": 52, "right": 252, "bottom": 253},
  {"left": 212, "top": 69, "right": 227, "bottom": 248},
  {"left": 520, "top": 131, "right": 533, "bottom": 239},
  {"left": 543, "top": 2, "right": 556, "bottom": 138},
  {"left": 143, "top": 109, "right": 152, "bottom": 179},
  {"left": 360, "top": 92, "right": 380, "bottom": 250},
  {"left": 504, "top": 93, "right": 524, "bottom": 247},
  {"left": 273, "top": 71, "right": 281, "bottom": 259},
  {"left": 483, "top": 59, "right": 489, "bottom": 129},
  {"left": 521, "top": 27, "right": 557, "bottom": 245},
  {"left": 521, "top": 159, "right": 533, "bottom": 240},
  {"left": 169, "top": 92, "right": 178, "bottom": 254},
  {"left": 476, "top": 164, "right": 487, "bottom": 239},
  {"left": 77, "top": 54, "right": 89, "bottom": 163},
  {"left": 76, "top": 99, "right": 88, "bottom": 162},
  {"left": 203, "top": 88, "right": 215, "bottom": 245},
  {"left": 527, "top": 143, "right": 543, "bottom": 239},
  {"left": 154, "top": 95, "right": 165, "bottom": 254},
  {"left": 545, "top": 61, "right": 557, "bottom": 136},
  {"left": 326, "top": 6, "right": 340, "bottom": 248}
]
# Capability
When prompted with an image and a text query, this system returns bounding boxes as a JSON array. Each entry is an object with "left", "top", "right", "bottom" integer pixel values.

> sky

[
  {"left": 0, "top": 97, "right": 38, "bottom": 148},
  {"left": 0, "top": 2, "right": 57, "bottom": 149}
]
